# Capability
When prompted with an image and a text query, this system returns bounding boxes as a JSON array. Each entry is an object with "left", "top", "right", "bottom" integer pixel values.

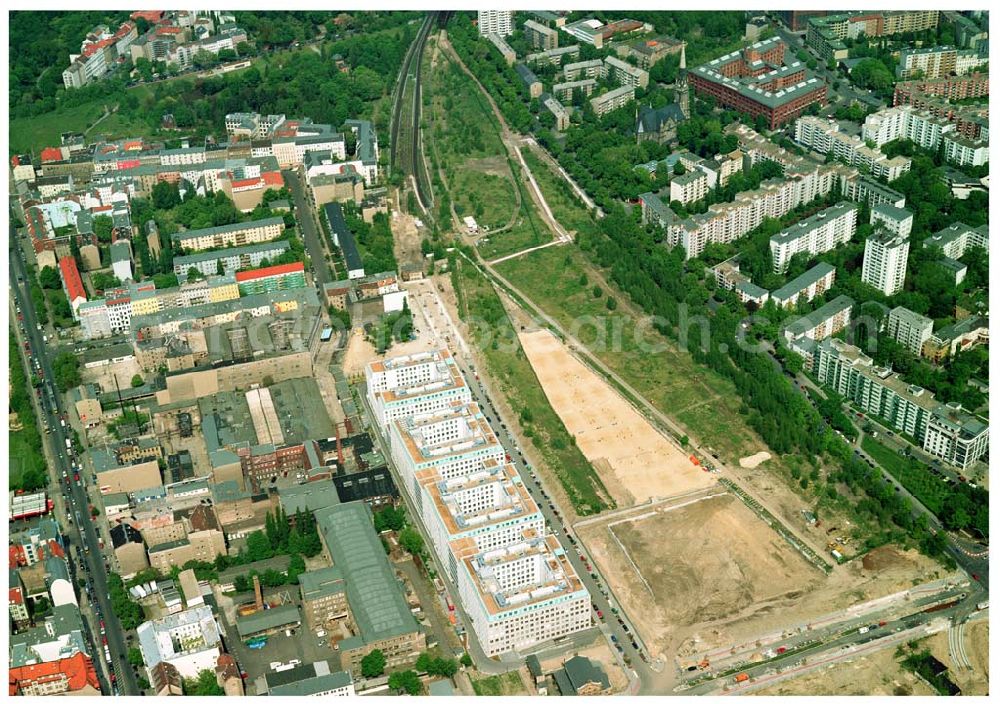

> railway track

[{"left": 389, "top": 12, "right": 437, "bottom": 213}]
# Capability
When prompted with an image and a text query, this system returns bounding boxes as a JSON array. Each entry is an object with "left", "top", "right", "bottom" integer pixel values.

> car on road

[{"left": 596, "top": 610, "right": 603, "bottom": 619}]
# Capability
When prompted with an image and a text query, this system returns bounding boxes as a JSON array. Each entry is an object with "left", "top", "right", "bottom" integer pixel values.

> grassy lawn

[
  {"left": 429, "top": 57, "right": 506, "bottom": 168},
  {"left": 10, "top": 102, "right": 107, "bottom": 154},
  {"left": 471, "top": 671, "right": 526, "bottom": 696},
  {"left": 452, "top": 256, "right": 612, "bottom": 516},
  {"left": 451, "top": 170, "right": 517, "bottom": 230},
  {"left": 521, "top": 147, "right": 597, "bottom": 236},
  {"left": 495, "top": 245, "right": 760, "bottom": 462}
]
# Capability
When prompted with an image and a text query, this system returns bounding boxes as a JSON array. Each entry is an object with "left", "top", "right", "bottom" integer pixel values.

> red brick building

[{"left": 689, "top": 38, "right": 828, "bottom": 129}]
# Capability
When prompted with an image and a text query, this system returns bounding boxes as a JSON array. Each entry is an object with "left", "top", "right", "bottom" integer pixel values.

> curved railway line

[{"left": 389, "top": 12, "right": 441, "bottom": 214}]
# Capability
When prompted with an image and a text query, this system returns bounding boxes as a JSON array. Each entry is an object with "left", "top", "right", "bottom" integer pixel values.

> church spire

[{"left": 677, "top": 42, "right": 690, "bottom": 120}]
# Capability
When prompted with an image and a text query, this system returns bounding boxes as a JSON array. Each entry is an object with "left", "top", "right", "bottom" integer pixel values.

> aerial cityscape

[{"left": 7, "top": 8, "right": 989, "bottom": 697}]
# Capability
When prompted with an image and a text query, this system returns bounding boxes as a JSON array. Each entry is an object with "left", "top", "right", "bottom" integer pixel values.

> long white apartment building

[
  {"left": 590, "top": 85, "right": 636, "bottom": 117},
  {"left": 171, "top": 217, "right": 284, "bottom": 252},
  {"left": 604, "top": 55, "right": 649, "bottom": 88},
  {"left": 783, "top": 294, "right": 854, "bottom": 345},
  {"left": 862, "top": 105, "right": 955, "bottom": 149},
  {"left": 861, "top": 229, "right": 910, "bottom": 295},
  {"left": 456, "top": 535, "right": 591, "bottom": 657},
  {"left": 552, "top": 79, "right": 598, "bottom": 102},
  {"left": 770, "top": 261, "right": 836, "bottom": 308},
  {"left": 813, "top": 338, "right": 988, "bottom": 469},
  {"left": 366, "top": 349, "right": 472, "bottom": 428},
  {"left": 563, "top": 58, "right": 606, "bottom": 81},
  {"left": 886, "top": 306, "right": 934, "bottom": 355},
  {"left": 416, "top": 460, "right": 546, "bottom": 582},
  {"left": 841, "top": 176, "right": 907, "bottom": 209},
  {"left": 388, "top": 404, "right": 505, "bottom": 498},
  {"left": 794, "top": 116, "right": 912, "bottom": 181},
  {"left": 769, "top": 202, "right": 859, "bottom": 273},
  {"left": 923, "top": 222, "right": 988, "bottom": 259}
]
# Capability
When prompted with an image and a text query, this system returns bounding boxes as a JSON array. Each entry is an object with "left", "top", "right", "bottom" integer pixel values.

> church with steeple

[{"left": 636, "top": 43, "right": 690, "bottom": 146}]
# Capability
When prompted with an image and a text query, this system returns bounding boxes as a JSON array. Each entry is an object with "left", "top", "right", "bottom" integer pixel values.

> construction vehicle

[
  {"left": 734, "top": 673, "right": 750, "bottom": 684},
  {"left": 698, "top": 659, "right": 710, "bottom": 670}
]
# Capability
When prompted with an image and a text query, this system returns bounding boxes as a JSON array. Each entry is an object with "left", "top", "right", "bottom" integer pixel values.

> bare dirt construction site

[
  {"left": 518, "top": 328, "right": 715, "bottom": 506},
  {"left": 575, "top": 491, "right": 949, "bottom": 663},
  {"left": 920, "top": 619, "right": 989, "bottom": 695},
  {"left": 750, "top": 646, "right": 935, "bottom": 696}
]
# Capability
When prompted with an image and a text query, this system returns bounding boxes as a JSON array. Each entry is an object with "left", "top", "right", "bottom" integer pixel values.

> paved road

[
  {"left": 283, "top": 169, "right": 330, "bottom": 287},
  {"left": 9, "top": 239, "right": 138, "bottom": 695}
]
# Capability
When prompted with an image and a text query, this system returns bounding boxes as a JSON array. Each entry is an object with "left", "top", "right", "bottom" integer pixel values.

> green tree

[
  {"left": 130, "top": 374, "right": 144, "bottom": 388},
  {"left": 93, "top": 214, "right": 114, "bottom": 243},
  {"left": 360, "top": 649, "right": 386, "bottom": 678},
  {"left": 128, "top": 647, "right": 145, "bottom": 668},
  {"left": 388, "top": 669, "right": 423, "bottom": 695},
  {"left": 460, "top": 652, "right": 473, "bottom": 668},
  {"left": 399, "top": 527, "right": 424, "bottom": 556},
  {"left": 183, "top": 669, "right": 224, "bottom": 696},
  {"left": 151, "top": 181, "right": 182, "bottom": 210},
  {"left": 52, "top": 351, "right": 81, "bottom": 391},
  {"left": 38, "top": 265, "right": 60, "bottom": 289}
]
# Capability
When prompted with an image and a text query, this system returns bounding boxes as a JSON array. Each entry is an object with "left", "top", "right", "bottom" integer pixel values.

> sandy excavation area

[
  {"left": 750, "top": 646, "right": 936, "bottom": 696},
  {"left": 518, "top": 329, "right": 714, "bottom": 506},
  {"left": 575, "top": 492, "right": 950, "bottom": 662}
]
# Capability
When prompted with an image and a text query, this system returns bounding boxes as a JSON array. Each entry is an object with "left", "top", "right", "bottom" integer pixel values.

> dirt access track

[
  {"left": 518, "top": 328, "right": 714, "bottom": 506},
  {"left": 576, "top": 490, "right": 948, "bottom": 662}
]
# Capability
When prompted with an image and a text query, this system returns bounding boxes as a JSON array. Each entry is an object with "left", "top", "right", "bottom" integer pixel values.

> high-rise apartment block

[
  {"left": 861, "top": 230, "right": 910, "bottom": 295},
  {"left": 478, "top": 11, "right": 515, "bottom": 37}
]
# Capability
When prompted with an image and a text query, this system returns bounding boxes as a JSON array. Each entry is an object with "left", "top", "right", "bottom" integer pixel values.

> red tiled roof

[
  {"left": 11, "top": 155, "right": 21, "bottom": 167},
  {"left": 235, "top": 261, "right": 304, "bottom": 282},
  {"left": 123, "top": 140, "right": 144, "bottom": 151},
  {"left": 82, "top": 36, "right": 116, "bottom": 58},
  {"left": 40, "top": 148, "right": 63, "bottom": 163},
  {"left": 131, "top": 10, "right": 164, "bottom": 22},
  {"left": 117, "top": 158, "right": 142, "bottom": 170},
  {"left": 229, "top": 176, "right": 262, "bottom": 189},
  {"left": 156, "top": 26, "right": 183, "bottom": 34},
  {"left": 58, "top": 256, "right": 87, "bottom": 303},
  {"left": 9, "top": 545, "right": 25, "bottom": 568},
  {"left": 9, "top": 587, "right": 23, "bottom": 605},
  {"left": 9, "top": 652, "right": 100, "bottom": 696},
  {"left": 262, "top": 171, "right": 284, "bottom": 187}
]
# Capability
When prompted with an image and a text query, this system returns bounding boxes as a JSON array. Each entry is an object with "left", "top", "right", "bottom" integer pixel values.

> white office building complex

[
  {"left": 136, "top": 606, "right": 222, "bottom": 681},
  {"left": 372, "top": 349, "right": 591, "bottom": 659},
  {"left": 417, "top": 461, "right": 546, "bottom": 580},
  {"left": 456, "top": 535, "right": 592, "bottom": 657},
  {"left": 388, "top": 404, "right": 506, "bottom": 496},
  {"left": 862, "top": 230, "right": 910, "bottom": 295},
  {"left": 770, "top": 202, "right": 859, "bottom": 273},
  {"left": 886, "top": 306, "right": 934, "bottom": 355},
  {"left": 478, "top": 11, "right": 515, "bottom": 37},
  {"left": 366, "top": 349, "right": 472, "bottom": 428}
]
